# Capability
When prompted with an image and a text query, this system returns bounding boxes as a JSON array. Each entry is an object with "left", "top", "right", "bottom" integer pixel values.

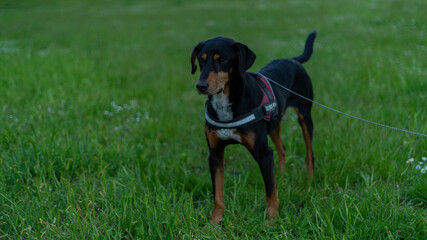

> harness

[{"left": 205, "top": 72, "right": 279, "bottom": 130}]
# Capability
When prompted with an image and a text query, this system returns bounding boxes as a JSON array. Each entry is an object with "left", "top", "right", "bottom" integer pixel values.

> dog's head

[{"left": 191, "top": 37, "right": 256, "bottom": 95}]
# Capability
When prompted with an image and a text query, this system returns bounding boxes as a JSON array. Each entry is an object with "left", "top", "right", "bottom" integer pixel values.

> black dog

[{"left": 191, "top": 30, "right": 316, "bottom": 223}]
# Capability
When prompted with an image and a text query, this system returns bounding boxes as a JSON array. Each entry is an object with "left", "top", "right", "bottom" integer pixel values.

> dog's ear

[
  {"left": 233, "top": 42, "right": 256, "bottom": 76},
  {"left": 191, "top": 41, "right": 205, "bottom": 74}
]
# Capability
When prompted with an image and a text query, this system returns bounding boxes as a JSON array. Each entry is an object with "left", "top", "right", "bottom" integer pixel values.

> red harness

[{"left": 258, "top": 74, "right": 277, "bottom": 119}]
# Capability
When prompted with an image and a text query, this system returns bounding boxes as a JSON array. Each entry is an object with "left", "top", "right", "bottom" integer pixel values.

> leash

[{"left": 265, "top": 77, "right": 427, "bottom": 138}]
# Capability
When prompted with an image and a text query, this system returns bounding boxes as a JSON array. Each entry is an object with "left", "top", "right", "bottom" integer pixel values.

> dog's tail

[{"left": 293, "top": 30, "right": 317, "bottom": 64}]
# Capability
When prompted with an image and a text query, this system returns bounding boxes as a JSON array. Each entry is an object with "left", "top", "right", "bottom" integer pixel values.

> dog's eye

[
  {"left": 199, "top": 54, "right": 207, "bottom": 63},
  {"left": 218, "top": 58, "right": 226, "bottom": 63}
]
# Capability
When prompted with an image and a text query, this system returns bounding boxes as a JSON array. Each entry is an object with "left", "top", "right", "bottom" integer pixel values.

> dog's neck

[
  {"left": 210, "top": 92, "right": 233, "bottom": 121},
  {"left": 208, "top": 72, "right": 261, "bottom": 121}
]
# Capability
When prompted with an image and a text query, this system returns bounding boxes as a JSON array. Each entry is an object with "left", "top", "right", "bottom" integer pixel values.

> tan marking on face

[
  {"left": 201, "top": 53, "right": 207, "bottom": 61},
  {"left": 206, "top": 71, "right": 229, "bottom": 95},
  {"left": 214, "top": 53, "right": 220, "bottom": 61},
  {"left": 222, "top": 83, "right": 230, "bottom": 95}
]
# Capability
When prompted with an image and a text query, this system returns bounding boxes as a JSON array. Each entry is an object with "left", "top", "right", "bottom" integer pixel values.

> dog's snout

[{"left": 196, "top": 82, "right": 208, "bottom": 93}]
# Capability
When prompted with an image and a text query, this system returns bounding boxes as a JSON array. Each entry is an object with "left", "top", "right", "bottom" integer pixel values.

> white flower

[
  {"left": 415, "top": 165, "right": 421, "bottom": 170},
  {"left": 422, "top": 157, "right": 427, "bottom": 161},
  {"left": 421, "top": 168, "right": 426, "bottom": 174},
  {"left": 406, "top": 158, "right": 415, "bottom": 164}
]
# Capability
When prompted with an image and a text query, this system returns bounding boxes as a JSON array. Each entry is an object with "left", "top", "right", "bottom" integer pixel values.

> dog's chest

[
  {"left": 211, "top": 93, "right": 241, "bottom": 142},
  {"left": 216, "top": 129, "right": 241, "bottom": 142},
  {"left": 211, "top": 93, "right": 232, "bottom": 121}
]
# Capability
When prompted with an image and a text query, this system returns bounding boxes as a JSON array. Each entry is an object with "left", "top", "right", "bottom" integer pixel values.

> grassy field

[{"left": 0, "top": 0, "right": 426, "bottom": 238}]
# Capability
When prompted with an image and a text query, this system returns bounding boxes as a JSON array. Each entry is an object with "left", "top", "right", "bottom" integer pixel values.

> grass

[{"left": 0, "top": 0, "right": 426, "bottom": 238}]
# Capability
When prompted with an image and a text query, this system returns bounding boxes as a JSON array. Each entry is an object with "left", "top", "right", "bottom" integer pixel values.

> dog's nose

[{"left": 196, "top": 82, "right": 208, "bottom": 93}]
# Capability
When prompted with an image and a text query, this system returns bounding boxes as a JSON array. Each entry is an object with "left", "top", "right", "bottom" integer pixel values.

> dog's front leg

[
  {"left": 241, "top": 132, "right": 279, "bottom": 220},
  {"left": 208, "top": 147, "right": 225, "bottom": 223},
  {"left": 205, "top": 127, "right": 225, "bottom": 223}
]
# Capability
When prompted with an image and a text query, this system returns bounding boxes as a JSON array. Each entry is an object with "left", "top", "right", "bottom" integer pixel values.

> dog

[{"left": 191, "top": 30, "right": 316, "bottom": 223}]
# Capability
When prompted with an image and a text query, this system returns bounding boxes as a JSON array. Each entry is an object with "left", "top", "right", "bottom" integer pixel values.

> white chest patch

[
  {"left": 211, "top": 92, "right": 232, "bottom": 121},
  {"left": 210, "top": 93, "right": 241, "bottom": 142},
  {"left": 216, "top": 129, "right": 242, "bottom": 142}
]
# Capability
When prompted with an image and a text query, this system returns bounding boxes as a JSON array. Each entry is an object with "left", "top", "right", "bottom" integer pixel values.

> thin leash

[{"left": 266, "top": 78, "right": 427, "bottom": 138}]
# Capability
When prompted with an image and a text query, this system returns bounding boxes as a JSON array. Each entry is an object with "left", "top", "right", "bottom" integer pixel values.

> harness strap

[
  {"left": 257, "top": 74, "right": 278, "bottom": 119},
  {"left": 205, "top": 103, "right": 267, "bottom": 129},
  {"left": 258, "top": 77, "right": 275, "bottom": 103}
]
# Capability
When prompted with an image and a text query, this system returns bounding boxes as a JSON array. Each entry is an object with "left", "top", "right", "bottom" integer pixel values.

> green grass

[{"left": 0, "top": 0, "right": 426, "bottom": 238}]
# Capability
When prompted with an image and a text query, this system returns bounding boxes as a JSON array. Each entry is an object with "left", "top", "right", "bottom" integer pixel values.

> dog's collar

[{"left": 205, "top": 72, "right": 278, "bottom": 129}]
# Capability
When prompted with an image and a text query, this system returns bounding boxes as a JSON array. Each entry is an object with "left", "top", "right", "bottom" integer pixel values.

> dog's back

[{"left": 258, "top": 31, "right": 316, "bottom": 118}]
